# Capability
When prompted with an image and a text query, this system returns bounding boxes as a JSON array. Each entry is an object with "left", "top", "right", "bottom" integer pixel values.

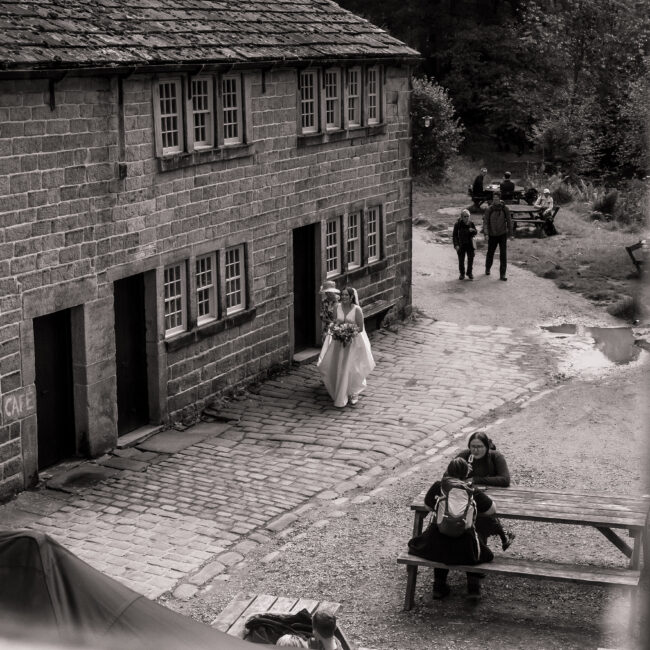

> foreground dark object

[{"left": 0, "top": 529, "right": 269, "bottom": 649}]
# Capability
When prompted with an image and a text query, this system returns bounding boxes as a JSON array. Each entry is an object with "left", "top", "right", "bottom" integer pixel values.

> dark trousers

[
  {"left": 434, "top": 568, "right": 482, "bottom": 595},
  {"left": 457, "top": 246, "right": 474, "bottom": 276},
  {"left": 486, "top": 234, "right": 508, "bottom": 278}
]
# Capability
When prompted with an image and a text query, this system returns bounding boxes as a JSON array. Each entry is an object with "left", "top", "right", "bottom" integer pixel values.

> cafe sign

[{"left": 2, "top": 385, "right": 36, "bottom": 424}]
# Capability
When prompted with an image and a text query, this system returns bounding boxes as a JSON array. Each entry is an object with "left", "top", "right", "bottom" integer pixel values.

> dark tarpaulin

[{"left": 0, "top": 530, "right": 270, "bottom": 650}]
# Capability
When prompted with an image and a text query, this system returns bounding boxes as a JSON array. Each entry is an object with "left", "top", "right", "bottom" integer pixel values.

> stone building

[{"left": 0, "top": 0, "right": 420, "bottom": 501}]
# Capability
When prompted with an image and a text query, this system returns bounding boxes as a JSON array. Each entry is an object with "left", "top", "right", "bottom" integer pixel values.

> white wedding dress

[{"left": 317, "top": 304, "right": 376, "bottom": 407}]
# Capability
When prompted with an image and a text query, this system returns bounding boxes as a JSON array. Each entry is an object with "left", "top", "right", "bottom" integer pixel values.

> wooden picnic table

[
  {"left": 409, "top": 485, "right": 650, "bottom": 569},
  {"left": 212, "top": 593, "right": 356, "bottom": 649},
  {"left": 398, "top": 485, "right": 649, "bottom": 611}
]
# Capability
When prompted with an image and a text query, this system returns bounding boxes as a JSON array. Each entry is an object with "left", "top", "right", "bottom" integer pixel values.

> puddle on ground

[
  {"left": 541, "top": 323, "right": 645, "bottom": 373},
  {"left": 586, "top": 326, "right": 641, "bottom": 364},
  {"left": 541, "top": 324, "right": 577, "bottom": 335}
]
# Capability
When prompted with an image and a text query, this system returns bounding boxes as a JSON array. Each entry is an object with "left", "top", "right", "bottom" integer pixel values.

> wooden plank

[
  {"left": 290, "top": 598, "right": 320, "bottom": 614},
  {"left": 596, "top": 527, "right": 633, "bottom": 558},
  {"left": 229, "top": 593, "right": 278, "bottom": 640},
  {"left": 211, "top": 592, "right": 254, "bottom": 632},
  {"left": 267, "top": 596, "right": 301, "bottom": 613},
  {"left": 315, "top": 600, "right": 342, "bottom": 616},
  {"left": 397, "top": 553, "right": 641, "bottom": 587}
]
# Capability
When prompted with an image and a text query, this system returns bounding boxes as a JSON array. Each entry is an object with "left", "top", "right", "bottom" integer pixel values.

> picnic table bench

[
  {"left": 398, "top": 486, "right": 649, "bottom": 612},
  {"left": 212, "top": 593, "right": 358, "bottom": 649},
  {"left": 510, "top": 205, "right": 560, "bottom": 236}
]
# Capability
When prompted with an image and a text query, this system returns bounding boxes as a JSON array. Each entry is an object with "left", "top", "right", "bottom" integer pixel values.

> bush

[
  {"left": 593, "top": 190, "right": 619, "bottom": 215},
  {"left": 411, "top": 77, "right": 464, "bottom": 180}
]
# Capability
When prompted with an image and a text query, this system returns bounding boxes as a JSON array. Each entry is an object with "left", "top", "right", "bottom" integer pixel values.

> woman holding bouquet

[{"left": 317, "top": 286, "right": 375, "bottom": 407}]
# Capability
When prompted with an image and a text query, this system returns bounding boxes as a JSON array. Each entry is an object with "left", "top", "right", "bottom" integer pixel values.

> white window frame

[
  {"left": 224, "top": 245, "right": 246, "bottom": 315},
  {"left": 347, "top": 67, "right": 361, "bottom": 127},
  {"left": 346, "top": 212, "right": 360, "bottom": 270},
  {"left": 367, "top": 66, "right": 381, "bottom": 125},
  {"left": 190, "top": 76, "right": 214, "bottom": 150},
  {"left": 300, "top": 69, "right": 318, "bottom": 134},
  {"left": 366, "top": 207, "right": 380, "bottom": 263},
  {"left": 222, "top": 74, "right": 243, "bottom": 146},
  {"left": 156, "top": 78, "right": 184, "bottom": 155},
  {"left": 325, "top": 217, "right": 341, "bottom": 277},
  {"left": 324, "top": 68, "right": 341, "bottom": 131},
  {"left": 196, "top": 252, "right": 217, "bottom": 325},
  {"left": 164, "top": 262, "right": 187, "bottom": 337}
]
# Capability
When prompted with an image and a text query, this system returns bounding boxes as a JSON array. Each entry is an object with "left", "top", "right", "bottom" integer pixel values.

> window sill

[
  {"left": 158, "top": 142, "right": 255, "bottom": 172},
  {"left": 343, "top": 258, "right": 388, "bottom": 283},
  {"left": 297, "top": 123, "right": 386, "bottom": 147},
  {"left": 165, "top": 307, "right": 256, "bottom": 353}
]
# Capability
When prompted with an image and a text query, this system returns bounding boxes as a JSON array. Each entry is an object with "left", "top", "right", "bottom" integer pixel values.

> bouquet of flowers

[{"left": 328, "top": 322, "right": 360, "bottom": 347}]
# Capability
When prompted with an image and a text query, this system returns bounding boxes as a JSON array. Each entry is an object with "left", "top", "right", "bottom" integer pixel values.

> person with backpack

[
  {"left": 456, "top": 431, "right": 515, "bottom": 550},
  {"left": 409, "top": 458, "right": 497, "bottom": 602},
  {"left": 483, "top": 190, "right": 513, "bottom": 281}
]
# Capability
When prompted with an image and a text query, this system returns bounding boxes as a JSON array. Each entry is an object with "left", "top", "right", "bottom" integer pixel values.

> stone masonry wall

[{"left": 0, "top": 65, "right": 412, "bottom": 500}]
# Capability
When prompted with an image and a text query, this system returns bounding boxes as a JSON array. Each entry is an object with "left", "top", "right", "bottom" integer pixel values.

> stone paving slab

[{"left": 0, "top": 318, "right": 559, "bottom": 599}]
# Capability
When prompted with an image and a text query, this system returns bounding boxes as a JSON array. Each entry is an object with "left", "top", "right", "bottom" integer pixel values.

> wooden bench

[
  {"left": 397, "top": 551, "right": 641, "bottom": 611},
  {"left": 212, "top": 593, "right": 356, "bottom": 649},
  {"left": 512, "top": 206, "right": 560, "bottom": 236},
  {"left": 362, "top": 298, "right": 398, "bottom": 331}
]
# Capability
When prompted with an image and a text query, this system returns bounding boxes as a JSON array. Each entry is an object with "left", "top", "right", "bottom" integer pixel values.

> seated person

[
  {"left": 534, "top": 188, "right": 554, "bottom": 219},
  {"left": 413, "top": 458, "right": 497, "bottom": 602},
  {"left": 277, "top": 611, "right": 343, "bottom": 650},
  {"left": 456, "top": 431, "right": 515, "bottom": 550},
  {"left": 499, "top": 171, "right": 515, "bottom": 201},
  {"left": 472, "top": 167, "right": 488, "bottom": 197}
]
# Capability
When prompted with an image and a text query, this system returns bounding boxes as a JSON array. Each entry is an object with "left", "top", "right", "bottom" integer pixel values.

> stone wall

[{"left": 0, "top": 64, "right": 413, "bottom": 501}]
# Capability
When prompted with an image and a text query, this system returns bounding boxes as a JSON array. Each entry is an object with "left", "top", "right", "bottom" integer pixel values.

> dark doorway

[
  {"left": 33, "top": 309, "right": 76, "bottom": 470},
  {"left": 114, "top": 275, "right": 149, "bottom": 435},
  {"left": 292, "top": 224, "right": 318, "bottom": 350}
]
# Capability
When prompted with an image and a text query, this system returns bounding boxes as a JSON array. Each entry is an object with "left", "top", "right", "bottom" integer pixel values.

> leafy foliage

[{"left": 410, "top": 77, "right": 464, "bottom": 179}]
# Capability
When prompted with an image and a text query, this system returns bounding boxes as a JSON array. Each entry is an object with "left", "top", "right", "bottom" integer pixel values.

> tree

[{"left": 411, "top": 77, "right": 465, "bottom": 179}]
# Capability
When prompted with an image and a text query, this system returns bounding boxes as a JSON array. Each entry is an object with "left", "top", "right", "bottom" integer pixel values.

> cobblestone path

[{"left": 0, "top": 317, "right": 555, "bottom": 599}]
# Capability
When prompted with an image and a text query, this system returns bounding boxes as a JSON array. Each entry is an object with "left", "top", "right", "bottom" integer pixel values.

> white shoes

[{"left": 349, "top": 394, "right": 359, "bottom": 405}]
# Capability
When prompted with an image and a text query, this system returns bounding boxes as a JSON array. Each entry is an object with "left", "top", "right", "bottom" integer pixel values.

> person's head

[
  {"left": 504, "top": 171, "right": 511, "bottom": 179},
  {"left": 460, "top": 209, "right": 471, "bottom": 223},
  {"left": 468, "top": 431, "right": 494, "bottom": 459},
  {"left": 312, "top": 611, "right": 337, "bottom": 641},
  {"left": 446, "top": 457, "right": 470, "bottom": 479},
  {"left": 480, "top": 167, "right": 487, "bottom": 176},
  {"left": 320, "top": 280, "right": 340, "bottom": 302},
  {"left": 543, "top": 188, "right": 550, "bottom": 196},
  {"left": 341, "top": 286, "right": 357, "bottom": 305},
  {"left": 492, "top": 191, "right": 501, "bottom": 203},
  {"left": 277, "top": 635, "right": 307, "bottom": 647}
]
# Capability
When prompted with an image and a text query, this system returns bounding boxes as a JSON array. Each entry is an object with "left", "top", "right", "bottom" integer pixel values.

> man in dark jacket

[
  {"left": 483, "top": 191, "right": 513, "bottom": 281},
  {"left": 452, "top": 209, "right": 478, "bottom": 280},
  {"left": 472, "top": 167, "right": 488, "bottom": 197},
  {"left": 499, "top": 171, "right": 515, "bottom": 201}
]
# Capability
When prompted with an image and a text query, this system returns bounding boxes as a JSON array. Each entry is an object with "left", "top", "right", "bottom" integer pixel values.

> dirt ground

[{"left": 168, "top": 202, "right": 650, "bottom": 649}]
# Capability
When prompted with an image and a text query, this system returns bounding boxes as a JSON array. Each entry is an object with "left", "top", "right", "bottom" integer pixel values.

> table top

[
  {"left": 411, "top": 485, "right": 650, "bottom": 530},
  {"left": 486, "top": 182, "right": 524, "bottom": 193},
  {"left": 508, "top": 204, "right": 542, "bottom": 214}
]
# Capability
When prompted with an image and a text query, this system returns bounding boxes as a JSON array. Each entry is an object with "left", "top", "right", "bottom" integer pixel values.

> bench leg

[{"left": 404, "top": 565, "right": 418, "bottom": 611}]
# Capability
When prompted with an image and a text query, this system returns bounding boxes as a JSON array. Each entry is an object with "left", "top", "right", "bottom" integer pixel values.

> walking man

[
  {"left": 453, "top": 209, "right": 477, "bottom": 280},
  {"left": 483, "top": 191, "right": 513, "bottom": 281}
]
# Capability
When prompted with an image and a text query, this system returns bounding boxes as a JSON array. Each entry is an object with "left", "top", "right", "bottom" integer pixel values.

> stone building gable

[{"left": 0, "top": 0, "right": 419, "bottom": 69}]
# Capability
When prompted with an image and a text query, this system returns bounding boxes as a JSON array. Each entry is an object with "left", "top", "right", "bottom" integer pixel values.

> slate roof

[{"left": 0, "top": 0, "right": 420, "bottom": 71}]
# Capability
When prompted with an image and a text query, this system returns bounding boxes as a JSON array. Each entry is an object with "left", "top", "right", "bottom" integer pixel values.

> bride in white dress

[{"left": 317, "top": 286, "right": 375, "bottom": 407}]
